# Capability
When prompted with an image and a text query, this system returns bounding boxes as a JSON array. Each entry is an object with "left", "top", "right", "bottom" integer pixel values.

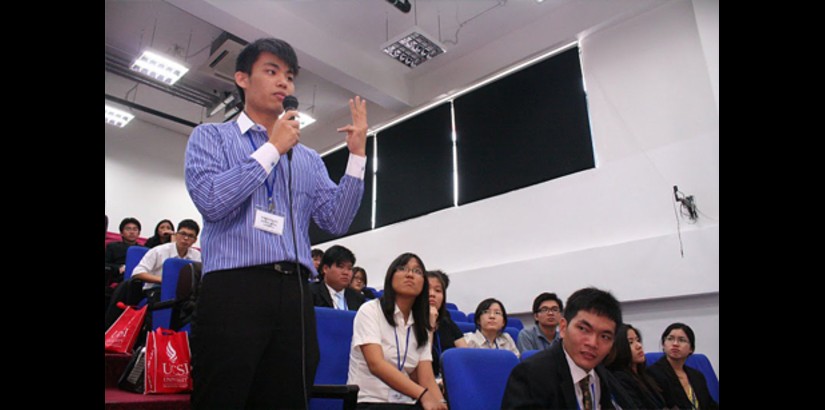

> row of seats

[{"left": 447, "top": 309, "right": 525, "bottom": 330}]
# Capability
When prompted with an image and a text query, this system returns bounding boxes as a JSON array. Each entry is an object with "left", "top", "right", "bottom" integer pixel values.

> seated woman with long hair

[
  {"left": 463, "top": 298, "right": 520, "bottom": 358},
  {"left": 425, "top": 270, "right": 467, "bottom": 381},
  {"left": 647, "top": 322, "right": 718, "bottom": 410},
  {"left": 347, "top": 253, "right": 447, "bottom": 410},
  {"left": 605, "top": 324, "right": 666, "bottom": 409}
]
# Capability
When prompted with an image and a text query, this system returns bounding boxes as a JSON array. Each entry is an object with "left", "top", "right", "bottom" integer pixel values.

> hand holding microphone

[{"left": 270, "top": 95, "right": 300, "bottom": 159}]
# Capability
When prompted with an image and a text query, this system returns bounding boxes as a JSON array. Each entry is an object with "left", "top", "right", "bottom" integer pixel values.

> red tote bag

[
  {"left": 144, "top": 327, "right": 193, "bottom": 394},
  {"left": 104, "top": 302, "right": 147, "bottom": 354}
]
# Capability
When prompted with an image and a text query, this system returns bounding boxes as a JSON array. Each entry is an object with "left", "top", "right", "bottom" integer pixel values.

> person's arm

[
  {"left": 361, "top": 344, "right": 429, "bottom": 401},
  {"left": 312, "top": 97, "right": 368, "bottom": 235},
  {"left": 453, "top": 337, "right": 468, "bottom": 348},
  {"left": 516, "top": 329, "right": 534, "bottom": 353},
  {"left": 409, "top": 362, "right": 448, "bottom": 410},
  {"left": 184, "top": 124, "right": 274, "bottom": 222}
]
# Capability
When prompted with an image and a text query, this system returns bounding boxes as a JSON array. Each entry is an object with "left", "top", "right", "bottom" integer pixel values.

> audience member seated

[
  {"left": 648, "top": 322, "right": 719, "bottom": 410},
  {"left": 347, "top": 252, "right": 447, "bottom": 409},
  {"left": 517, "top": 292, "right": 564, "bottom": 353},
  {"left": 143, "top": 219, "right": 175, "bottom": 249},
  {"left": 131, "top": 219, "right": 202, "bottom": 304},
  {"left": 350, "top": 266, "right": 376, "bottom": 300},
  {"left": 605, "top": 323, "right": 666, "bottom": 409},
  {"left": 425, "top": 269, "right": 468, "bottom": 382},
  {"left": 463, "top": 298, "right": 520, "bottom": 358},
  {"left": 311, "top": 248, "right": 325, "bottom": 282},
  {"left": 501, "top": 287, "right": 625, "bottom": 409},
  {"left": 104, "top": 217, "right": 142, "bottom": 282},
  {"left": 310, "top": 245, "right": 366, "bottom": 311}
]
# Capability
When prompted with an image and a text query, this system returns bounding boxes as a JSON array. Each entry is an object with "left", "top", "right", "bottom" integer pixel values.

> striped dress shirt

[{"left": 184, "top": 112, "right": 365, "bottom": 276}]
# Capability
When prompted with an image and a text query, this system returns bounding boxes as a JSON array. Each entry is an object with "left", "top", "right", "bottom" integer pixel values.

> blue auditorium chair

[
  {"left": 506, "top": 318, "right": 524, "bottom": 330},
  {"left": 445, "top": 302, "right": 459, "bottom": 311},
  {"left": 123, "top": 245, "right": 149, "bottom": 281},
  {"left": 645, "top": 352, "right": 719, "bottom": 403},
  {"left": 310, "top": 307, "right": 359, "bottom": 410},
  {"left": 456, "top": 321, "right": 475, "bottom": 334},
  {"left": 151, "top": 257, "right": 192, "bottom": 331},
  {"left": 448, "top": 309, "right": 468, "bottom": 323},
  {"left": 520, "top": 349, "right": 540, "bottom": 361},
  {"left": 467, "top": 313, "right": 474, "bottom": 324},
  {"left": 441, "top": 348, "right": 520, "bottom": 410},
  {"left": 503, "top": 326, "right": 520, "bottom": 344}
]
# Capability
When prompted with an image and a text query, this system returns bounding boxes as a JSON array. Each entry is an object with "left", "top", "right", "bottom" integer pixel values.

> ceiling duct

[{"left": 205, "top": 32, "right": 247, "bottom": 83}]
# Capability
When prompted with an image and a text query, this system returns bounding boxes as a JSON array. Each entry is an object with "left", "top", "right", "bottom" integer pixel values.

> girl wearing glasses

[{"left": 648, "top": 323, "right": 718, "bottom": 409}]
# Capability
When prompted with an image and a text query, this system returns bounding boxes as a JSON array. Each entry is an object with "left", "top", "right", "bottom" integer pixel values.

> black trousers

[{"left": 190, "top": 264, "right": 319, "bottom": 410}]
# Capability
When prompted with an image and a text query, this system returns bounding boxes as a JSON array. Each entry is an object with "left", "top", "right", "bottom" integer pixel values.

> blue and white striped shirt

[{"left": 184, "top": 112, "right": 365, "bottom": 276}]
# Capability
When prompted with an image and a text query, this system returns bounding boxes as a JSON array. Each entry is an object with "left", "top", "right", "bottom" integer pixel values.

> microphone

[{"left": 282, "top": 95, "right": 299, "bottom": 160}]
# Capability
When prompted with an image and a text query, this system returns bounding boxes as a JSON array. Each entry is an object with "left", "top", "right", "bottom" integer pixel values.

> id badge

[
  {"left": 254, "top": 208, "right": 285, "bottom": 235},
  {"left": 388, "top": 388, "right": 409, "bottom": 403}
]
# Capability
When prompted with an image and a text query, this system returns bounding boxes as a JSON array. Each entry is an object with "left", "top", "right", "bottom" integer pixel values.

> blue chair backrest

[
  {"left": 456, "top": 321, "right": 475, "bottom": 334},
  {"left": 441, "top": 348, "right": 520, "bottom": 410},
  {"left": 311, "top": 307, "right": 357, "bottom": 410},
  {"left": 506, "top": 318, "right": 524, "bottom": 330},
  {"left": 503, "top": 327, "right": 519, "bottom": 344},
  {"left": 123, "top": 246, "right": 149, "bottom": 281},
  {"left": 645, "top": 352, "right": 719, "bottom": 403},
  {"left": 520, "top": 349, "right": 540, "bottom": 361},
  {"left": 445, "top": 302, "right": 459, "bottom": 311},
  {"left": 363, "top": 287, "right": 378, "bottom": 299},
  {"left": 467, "top": 313, "right": 474, "bottom": 324},
  {"left": 152, "top": 257, "right": 192, "bottom": 331},
  {"left": 448, "top": 310, "right": 468, "bottom": 323}
]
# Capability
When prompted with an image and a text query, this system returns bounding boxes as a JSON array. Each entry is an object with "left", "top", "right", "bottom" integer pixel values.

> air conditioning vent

[{"left": 204, "top": 32, "right": 247, "bottom": 83}]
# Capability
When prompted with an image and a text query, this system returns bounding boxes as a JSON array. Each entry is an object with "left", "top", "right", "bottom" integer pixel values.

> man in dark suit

[
  {"left": 501, "top": 287, "right": 625, "bottom": 410},
  {"left": 310, "top": 245, "right": 365, "bottom": 311}
]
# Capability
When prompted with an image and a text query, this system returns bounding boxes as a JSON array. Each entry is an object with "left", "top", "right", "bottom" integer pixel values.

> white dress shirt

[
  {"left": 131, "top": 242, "right": 201, "bottom": 290},
  {"left": 563, "top": 346, "right": 602, "bottom": 410}
]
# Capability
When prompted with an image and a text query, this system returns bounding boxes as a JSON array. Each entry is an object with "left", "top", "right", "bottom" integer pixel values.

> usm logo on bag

[{"left": 162, "top": 341, "right": 190, "bottom": 376}]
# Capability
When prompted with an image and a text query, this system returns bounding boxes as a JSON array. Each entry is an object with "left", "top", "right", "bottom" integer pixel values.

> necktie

[
  {"left": 578, "top": 375, "right": 592, "bottom": 410},
  {"left": 335, "top": 292, "right": 346, "bottom": 310}
]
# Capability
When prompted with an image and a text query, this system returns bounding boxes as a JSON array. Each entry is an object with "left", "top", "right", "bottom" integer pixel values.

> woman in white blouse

[
  {"left": 463, "top": 298, "right": 520, "bottom": 358},
  {"left": 347, "top": 253, "right": 448, "bottom": 410}
]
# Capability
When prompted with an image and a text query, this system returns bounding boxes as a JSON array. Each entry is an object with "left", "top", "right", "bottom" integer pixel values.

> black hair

[
  {"left": 380, "top": 253, "right": 431, "bottom": 347},
  {"left": 606, "top": 324, "right": 663, "bottom": 402},
  {"left": 177, "top": 219, "right": 200, "bottom": 236},
  {"left": 320, "top": 245, "right": 356, "bottom": 269},
  {"left": 660, "top": 322, "right": 696, "bottom": 353},
  {"left": 425, "top": 270, "right": 450, "bottom": 325},
  {"left": 119, "top": 217, "right": 141, "bottom": 233},
  {"left": 473, "top": 298, "right": 508, "bottom": 334},
  {"left": 311, "top": 248, "right": 325, "bottom": 259},
  {"left": 563, "top": 287, "right": 622, "bottom": 331},
  {"left": 235, "top": 38, "right": 299, "bottom": 103}
]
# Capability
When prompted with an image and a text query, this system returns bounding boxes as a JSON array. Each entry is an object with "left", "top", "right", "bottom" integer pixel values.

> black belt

[{"left": 251, "top": 261, "right": 308, "bottom": 276}]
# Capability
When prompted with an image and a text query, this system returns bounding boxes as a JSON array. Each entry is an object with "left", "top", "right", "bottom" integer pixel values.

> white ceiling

[{"left": 105, "top": 0, "right": 667, "bottom": 153}]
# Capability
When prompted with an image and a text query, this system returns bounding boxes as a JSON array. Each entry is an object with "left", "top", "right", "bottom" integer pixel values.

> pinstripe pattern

[{"left": 184, "top": 116, "right": 364, "bottom": 276}]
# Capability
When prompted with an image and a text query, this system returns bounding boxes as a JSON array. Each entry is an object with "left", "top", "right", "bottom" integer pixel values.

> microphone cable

[{"left": 286, "top": 148, "right": 310, "bottom": 409}]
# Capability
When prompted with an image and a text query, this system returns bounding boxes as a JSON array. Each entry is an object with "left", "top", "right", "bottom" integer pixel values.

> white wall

[
  {"left": 322, "top": 0, "right": 719, "bottom": 374},
  {"left": 105, "top": 119, "right": 201, "bottom": 246}
]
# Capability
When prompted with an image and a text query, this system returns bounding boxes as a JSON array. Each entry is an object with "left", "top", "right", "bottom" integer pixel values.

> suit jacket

[
  {"left": 609, "top": 369, "right": 666, "bottom": 409},
  {"left": 647, "top": 356, "right": 718, "bottom": 410},
  {"left": 310, "top": 282, "right": 365, "bottom": 312},
  {"left": 501, "top": 340, "right": 624, "bottom": 410}
]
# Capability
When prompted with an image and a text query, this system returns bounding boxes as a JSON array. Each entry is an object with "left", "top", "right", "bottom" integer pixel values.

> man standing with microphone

[{"left": 184, "top": 37, "right": 367, "bottom": 409}]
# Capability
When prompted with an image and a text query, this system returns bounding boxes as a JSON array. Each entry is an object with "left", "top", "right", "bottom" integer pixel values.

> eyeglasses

[
  {"left": 481, "top": 309, "right": 503, "bottom": 317},
  {"left": 352, "top": 277, "right": 365, "bottom": 283},
  {"left": 396, "top": 266, "right": 424, "bottom": 276},
  {"left": 537, "top": 307, "right": 561, "bottom": 315},
  {"left": 665, "top": 335, "right": 690, "bottom": 345},
  {"left": 176, "top": 232, "right": 197, "bottom": 240}
]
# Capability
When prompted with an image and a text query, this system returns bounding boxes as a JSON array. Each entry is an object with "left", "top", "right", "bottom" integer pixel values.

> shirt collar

[
  {"left": 237, "top": 111, "right": 267, "bottom": 134},
  {"left": 563, "top": 343, "right": 595, "bottom": 384},
  {"left": 324, "top": 283, "right": 345, "bottom": 297},
  {"left": 393, "top": 303, "right": 415, "bottom": 326}
]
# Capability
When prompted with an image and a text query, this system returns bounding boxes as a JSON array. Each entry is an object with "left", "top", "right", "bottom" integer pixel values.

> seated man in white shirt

[
  {"left": 131, "top": 219, "right": 202, "bottom": 303},
  {"left": 309, "top": 245, "right": 366, "bottom": 311}
]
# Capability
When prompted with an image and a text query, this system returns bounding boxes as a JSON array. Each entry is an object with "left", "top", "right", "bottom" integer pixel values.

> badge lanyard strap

[
  {"left": 247, "top": 134, "right": 277, "bottom": 211},
  {"left": 395, "top": 326, "right": 412, "bottom": 372}
]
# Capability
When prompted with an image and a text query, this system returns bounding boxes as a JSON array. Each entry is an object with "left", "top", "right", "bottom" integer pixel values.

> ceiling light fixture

[
  {"left": 382, "top": 26, "right": 445, "bottom": 69},
  {"left": 130, "top": 50, "right": 189, "bottom": 85},
  {"left": 105, "top": 104, "right": 135, "bottom": 128}
]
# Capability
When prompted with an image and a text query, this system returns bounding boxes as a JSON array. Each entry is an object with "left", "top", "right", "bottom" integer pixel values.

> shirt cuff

[
  {"left": 345, "top": 153, "right": 367, "bottom": 180},
  {"left": 251, "top": 143, "right": 281, "bottom": 174}
]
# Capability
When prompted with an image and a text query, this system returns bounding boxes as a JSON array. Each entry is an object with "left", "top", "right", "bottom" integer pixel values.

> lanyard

[
  {"left": 434, "top": 331, "right": 442, "bottom": 359},
  {"left": 484, "top": 335, "right": 500, "bottom": 349},
  {"left": 246, "top": 134, "right": 277, "bottom": 211},
  {"left": 395, "top": 326, "right": 412, "bottom": 371}
]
